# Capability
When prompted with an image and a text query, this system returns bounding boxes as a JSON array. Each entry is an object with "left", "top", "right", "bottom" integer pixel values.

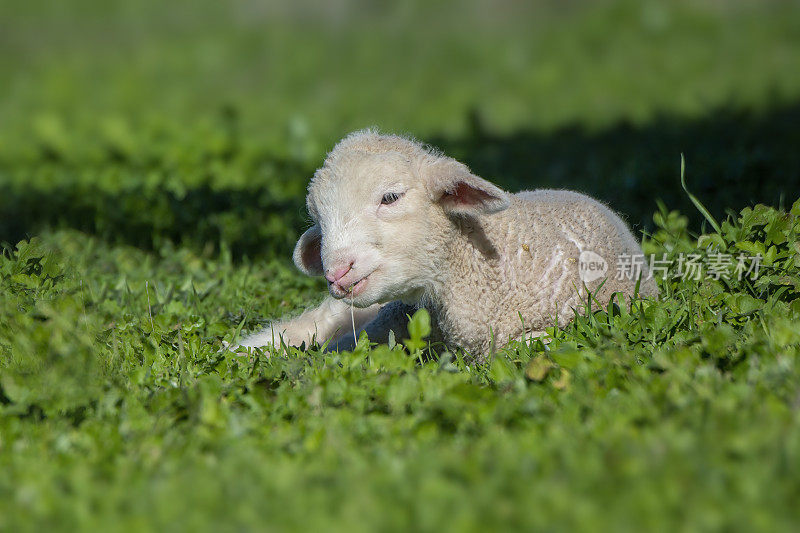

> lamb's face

[
  {"left": 293, "top": 146, "right": 511, "bottom": 308},
  {"left": 295, "top": 152, "right": 436, "bottom": 307}
]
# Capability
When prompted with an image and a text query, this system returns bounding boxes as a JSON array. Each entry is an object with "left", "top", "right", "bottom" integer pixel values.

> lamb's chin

[
  {"left": 349, "top": 281, "right": 401, "bottom": 308},
  {"left": 343, "top": 294, "right": 379, "bottom": 309}
]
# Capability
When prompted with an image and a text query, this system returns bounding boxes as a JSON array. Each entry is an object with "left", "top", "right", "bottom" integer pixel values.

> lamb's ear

[
  {"left": 293, "top": 225, "right": 324, "bottom": 276},
  {"left": 426, "top": 159, "right": 511, "bottom": 216}
]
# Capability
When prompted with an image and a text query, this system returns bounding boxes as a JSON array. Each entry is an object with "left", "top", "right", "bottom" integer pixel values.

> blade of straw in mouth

[{"left": 349, "top": 285, "right": 357, "bottom": 346}]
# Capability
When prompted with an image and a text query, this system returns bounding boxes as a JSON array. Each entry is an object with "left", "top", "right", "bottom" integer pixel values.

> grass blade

[{"left": 680, "top": 154, "right": 722, "bottom": 235}]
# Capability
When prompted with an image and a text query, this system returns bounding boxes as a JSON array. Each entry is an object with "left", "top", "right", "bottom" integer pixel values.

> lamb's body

[
  {"left": 238, "top": 130, "right": 657, "bottom": 357},
  {"left": 427, "top": 190, "right": 655, "bottom": 353}
]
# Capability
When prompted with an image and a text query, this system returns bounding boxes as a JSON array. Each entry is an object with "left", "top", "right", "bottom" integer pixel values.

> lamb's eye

[{"left": 381, "top": 192, "right": 402, "bottom": 205}]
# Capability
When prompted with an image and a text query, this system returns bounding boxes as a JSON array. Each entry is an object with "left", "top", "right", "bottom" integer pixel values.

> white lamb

[{"left": 238, "top": 129, "right": 658, "bottom": 356}]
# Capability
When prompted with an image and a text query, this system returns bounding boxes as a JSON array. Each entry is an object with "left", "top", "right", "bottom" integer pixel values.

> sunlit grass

[{"left": 2, "top": 0, "right": 800, "bottom": 530}]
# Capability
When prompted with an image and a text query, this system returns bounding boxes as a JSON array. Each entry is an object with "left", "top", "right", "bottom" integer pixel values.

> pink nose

[{"left": 325, "top": 263, "right": 353, "bottom": 284}]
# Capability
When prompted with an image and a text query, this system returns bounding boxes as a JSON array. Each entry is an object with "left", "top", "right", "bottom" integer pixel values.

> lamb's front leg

[{"left": 238, "top": 296, "right": 382, "bottom": 351}]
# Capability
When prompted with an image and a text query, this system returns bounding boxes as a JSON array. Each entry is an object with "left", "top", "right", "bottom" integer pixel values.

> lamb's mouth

[{"left": 329, "top": 271, "right": 374, "bottom": 299}]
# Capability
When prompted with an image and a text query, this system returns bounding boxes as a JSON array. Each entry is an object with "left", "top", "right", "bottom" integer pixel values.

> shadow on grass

[
  {"left": 432, "top": 102, "right": 800, "bottom": 233},
  {"left": 0, "top": 180, "right": 309, "bottom": 260},
  {"left": 1, "top": 102, "right": 798, "bottom": 259}
]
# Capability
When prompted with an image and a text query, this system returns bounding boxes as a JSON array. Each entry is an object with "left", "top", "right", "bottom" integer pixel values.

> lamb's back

[{"left": 519, "top": 187, "right": 654, "bottom": 289}]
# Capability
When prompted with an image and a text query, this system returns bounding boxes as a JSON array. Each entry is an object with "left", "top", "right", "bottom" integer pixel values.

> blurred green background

[
  {"left": 2, "top": 0, "right": 799, "bottom": 258},
  {"left": 2, "top": 1, "right": 800, "bottom": 531}
]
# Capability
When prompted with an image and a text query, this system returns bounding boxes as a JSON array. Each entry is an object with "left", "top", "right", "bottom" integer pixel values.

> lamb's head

[{"left": 292, "top": 130, "right": 511, "bottom": 307}]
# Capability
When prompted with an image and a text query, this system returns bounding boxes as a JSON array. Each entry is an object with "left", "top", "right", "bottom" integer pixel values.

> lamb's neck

[{"left": 424, "top": 216, "right": 506, "bottom": 339}]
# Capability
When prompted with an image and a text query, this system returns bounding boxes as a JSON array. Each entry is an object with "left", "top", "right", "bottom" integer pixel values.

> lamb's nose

[{"left": 325, "top": 263, "right": 353, "bottom": 284}]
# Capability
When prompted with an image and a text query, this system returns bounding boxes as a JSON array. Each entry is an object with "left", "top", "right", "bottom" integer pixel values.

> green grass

[{"left": 2, "top": 1, "right": 800, "bottom": 531}]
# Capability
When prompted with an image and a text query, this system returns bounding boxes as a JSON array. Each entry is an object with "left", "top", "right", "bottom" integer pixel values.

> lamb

[{"left": 238, "top": 129, "right": 658, "bottom": 357}]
